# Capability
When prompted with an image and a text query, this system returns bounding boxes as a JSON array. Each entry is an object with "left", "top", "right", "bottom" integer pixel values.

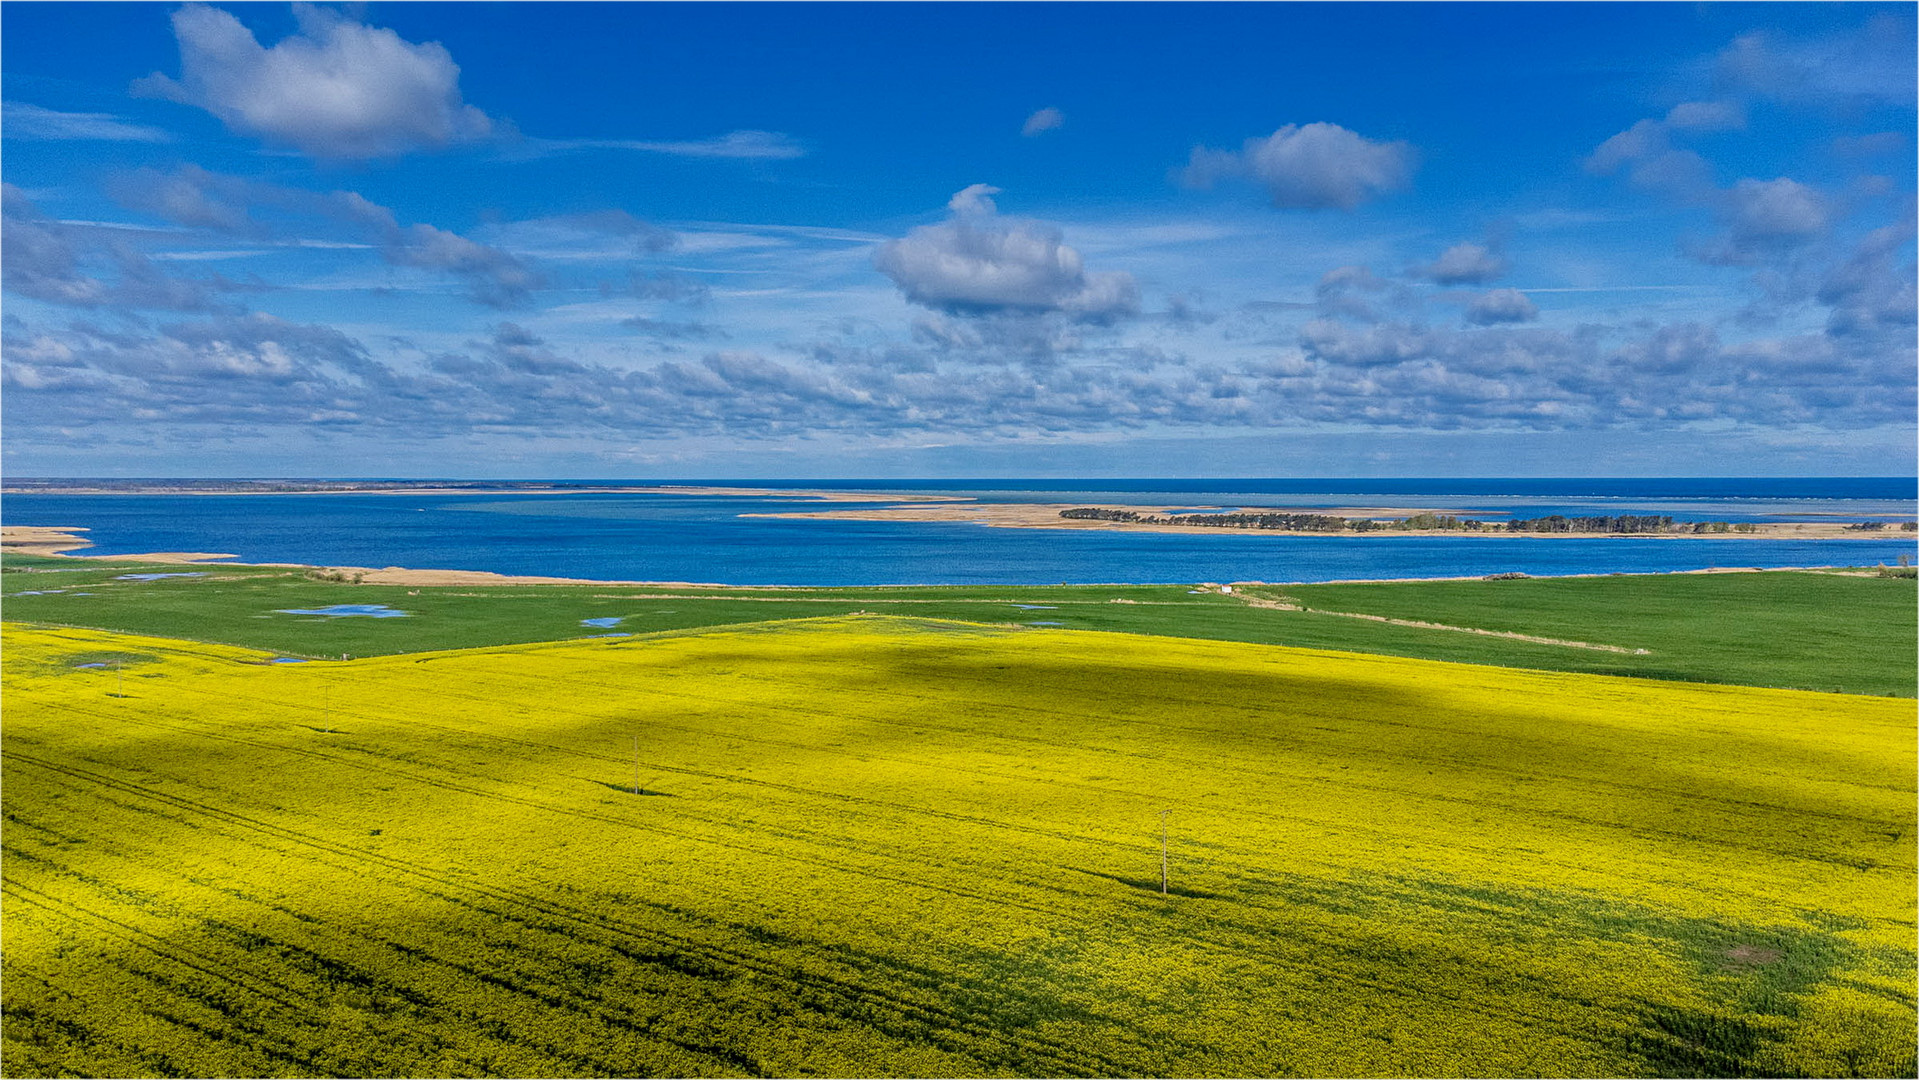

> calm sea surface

[{"left": 5, "top": 479, "right": 1915, "bottom": 586}]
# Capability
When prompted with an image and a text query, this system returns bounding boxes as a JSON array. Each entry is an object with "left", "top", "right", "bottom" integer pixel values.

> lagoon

[{"left": 6, "top": 480, "right": 1914, "bottom": 586}]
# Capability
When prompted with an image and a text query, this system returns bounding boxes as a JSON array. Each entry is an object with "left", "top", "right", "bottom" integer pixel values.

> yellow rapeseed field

[{"left": 3, "top": 617, "right": 1912, "bottom": 1077}]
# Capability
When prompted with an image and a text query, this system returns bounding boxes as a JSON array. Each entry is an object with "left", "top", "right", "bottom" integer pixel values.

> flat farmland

[{"left": 3, "top": 618, "right": 1913, "bottom": 1077}]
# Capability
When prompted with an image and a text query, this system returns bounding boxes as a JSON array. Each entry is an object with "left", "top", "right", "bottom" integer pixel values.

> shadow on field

[
  {"left": 1066, "top": 865, "right": 1222, "bottom": 900},
  {"left": 588, "top": 779, "right": 676, "bottom": 797}
]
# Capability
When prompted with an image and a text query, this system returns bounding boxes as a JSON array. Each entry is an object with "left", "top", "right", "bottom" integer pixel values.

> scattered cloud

[
  {"left": 1313, "top": 264, "right": 1395, "bottom": 322},
  {"left": 1181, "top": 122, "right": 1415, "bottom": 210},
  {"left": 519, "top": 130, "right": 805, "bottom": 160},
  {"left": 1830, "top": 131, "right": 1907, "bottom": 158},
  {"left": 3, "top": 102, "right": 172, "bottom": 143},
  {"left": 1720, "top": 177, "right": 1829, "bottom": 247},
  {"left": 552, "top": 210, "right": 678, "bottom": 253},
  {"left": 1, "top": 184, "right": 250, "bottom": 312},
  {"left": 1584, "top": 118, "right": 1714, "bottom": 196},
  {"left": 1688, "top": 177, "right": 1833, "bottom": 267},
  {"left": 109, "top": 165, "right": 260, "bottom": 234},
  {"left": 1464, "top": 288, "right": 1539, "bottom": 325},
  {"left": 619, "top": 270, "right": 711, "bottom": 306},
  {"left": 133, "top": 3, "right": 493, "bottom": 159},
  {"left": 622, "top": 316, "right": 725, "bottom": 341},
  {"left": 107, "top": 166, "right": 542, "bottom": 307},
  {"left": 1021, "top": 107, "right": 1064, "bottom": 138},
  {"left": 1419, "top": 242, "right": 1505, "bottom": 285},
  {"left": 1714, "top": 18, "right": 1918, "bottom": 108},
  {"left": 874, "top": 185, "right": 1139, "bottom": 321},
  {"left": 1661, "top": 100, "right": 1745, "bottom": 134},
  {"left": 1817, "top": 217, "right": 1918, "bottom": 340}
]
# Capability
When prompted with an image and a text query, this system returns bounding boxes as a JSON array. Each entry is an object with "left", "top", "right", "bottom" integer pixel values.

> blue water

[
  {"left": 581, "top": 616, "right": 624, "bottom": 628},
  {"left": 4, "top": 480, "right": 1913, "bottom": 586},
  {"left": 277, "top": 604, "right": 411, "bottom": 618},
  {"left": 116, "top": 571, "right": 208, "bottom": 582}
]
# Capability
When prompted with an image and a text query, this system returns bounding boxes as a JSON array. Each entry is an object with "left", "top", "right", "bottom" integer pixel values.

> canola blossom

[{"left": 2, "top": 618, "right": 1912, "bottom": 1077}]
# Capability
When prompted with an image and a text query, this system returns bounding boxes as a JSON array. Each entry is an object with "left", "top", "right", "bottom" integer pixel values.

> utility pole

[
  {"left": 633, "top": 734, "right": 641, "bottom": 796},
  {"left": 1160, "top": 809, "right": 1170, "bottom": 896},
  {"left": 115, "top": 660, "right": 123, "bottom": 699},
  {"left": 323, "top": 681, "right": 331, "bottom": 734}
]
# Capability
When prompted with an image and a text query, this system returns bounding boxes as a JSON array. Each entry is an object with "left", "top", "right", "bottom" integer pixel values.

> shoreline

[{"left": 1, "top": 524, "right": 1898, "bottom": 591}]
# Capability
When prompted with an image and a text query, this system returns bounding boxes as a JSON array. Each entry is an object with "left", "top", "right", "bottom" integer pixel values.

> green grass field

[
  {"left": 4, "top": 619, "right": 1913, "bottom": 1077},
  {"left": 5, "top": 553, "right": 1913, "bottom": 695}
]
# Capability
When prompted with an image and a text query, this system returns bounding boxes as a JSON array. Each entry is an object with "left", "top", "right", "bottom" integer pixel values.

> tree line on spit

[{"left": 1058, "top": 508, "right": 1773, "bottom": 534}]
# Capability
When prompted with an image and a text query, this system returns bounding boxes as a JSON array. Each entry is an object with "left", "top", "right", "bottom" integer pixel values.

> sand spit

[
  {"left": 0, "top": 525, "right": 237, "bottom": 563},
  {"left": 0, "top": 525, "right": 95, "bottom": 556},
  {"left": 746, "top": 502, "right": 1912, "bottom": 539}
]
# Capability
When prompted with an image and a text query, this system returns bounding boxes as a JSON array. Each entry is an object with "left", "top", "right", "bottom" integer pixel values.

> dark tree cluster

[{"left": 1503, "top": 514, "right": 1676, "bottom": 534}]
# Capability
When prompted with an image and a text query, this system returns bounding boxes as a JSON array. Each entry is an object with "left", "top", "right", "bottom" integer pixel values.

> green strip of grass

[{"left": 3, "top": 553, "right": 1912, "bottom": 696}]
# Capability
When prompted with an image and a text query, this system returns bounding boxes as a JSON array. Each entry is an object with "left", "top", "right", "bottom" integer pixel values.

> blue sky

[{"left": 3, "top": 2, "right": 1913, "bottom": 478}]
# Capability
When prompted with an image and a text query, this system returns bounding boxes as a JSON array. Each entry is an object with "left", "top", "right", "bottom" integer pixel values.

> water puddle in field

[
  {"left": 276, "top": 604, "right": 411, "bottom": 618},
  {"left": 1026, "top": 620, "right": 1066, "bottom": 626},
  {"left": 115, "top": 572, "right": 208, "bottom": 582},
  {"left": 13, "top": 590, "right": 65, "bottom": 596},
  {"left": 74, "top": 662, "right": 111, "bottom": 669},
  {"left": 269, "top": 657, "right": 309, "bottom": 663},
  {"left": 581, "top": 616, "right": 625, "bottom": 628},
  {"left": 1011, "top": 604, "right": 1057, "bottom": 610}
]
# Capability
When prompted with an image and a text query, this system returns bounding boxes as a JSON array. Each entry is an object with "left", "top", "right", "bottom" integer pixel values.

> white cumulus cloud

[
  {"left": 133, "top": 3, "right": 493, "bottom": 160},
  {"left": 874, "top": 186, "right": 1138, "bottom": 321}
]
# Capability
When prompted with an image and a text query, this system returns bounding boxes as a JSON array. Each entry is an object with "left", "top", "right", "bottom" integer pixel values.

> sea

[{"left": 4, "top": 478, "right": 1916, "bottom": 586}]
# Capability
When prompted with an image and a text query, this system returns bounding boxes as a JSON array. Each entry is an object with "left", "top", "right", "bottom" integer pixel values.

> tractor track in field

[
  {"left": 7, "top": 754, "right": 1623, "bottom": 1070},
  {"left": 3, "top": 747, "right": 1143, "bottom": 1077}
]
